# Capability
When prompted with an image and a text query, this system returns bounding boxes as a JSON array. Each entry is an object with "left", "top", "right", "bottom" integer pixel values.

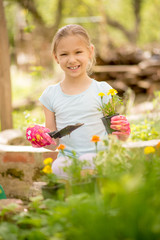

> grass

[{"left": 11, "top": 66, "right": 57, "bottom": 130}]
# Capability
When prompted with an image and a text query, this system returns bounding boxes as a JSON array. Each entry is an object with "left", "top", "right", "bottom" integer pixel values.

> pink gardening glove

[
  {"left": 110, "top": 115, "right": 131, "bottom": 140},
  {"left": 26, "top": 124, "right": 56, "bottom": 148}
]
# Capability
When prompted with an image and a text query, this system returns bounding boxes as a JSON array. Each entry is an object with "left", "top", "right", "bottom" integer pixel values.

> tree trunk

[{"left": 0, "top": 0, "right": 13, "bottom": 130}]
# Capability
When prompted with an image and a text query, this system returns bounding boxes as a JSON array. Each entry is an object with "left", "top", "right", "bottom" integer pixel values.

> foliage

[
  {"left": 11, "top": 67, "right": 45, "bottom": 131},
  {"left": 98, "top": 89, "right": 123, "bottom": 117},
  {"left": 13, "top": 109, "right": 44, "bottom": 133},
  {"left": 29, "top": 66, "right": 45, "bottom": 80},
  {"left": 4, "top": 0, "right": 160, "bottom": 55},
  {"left": 61, "top": 150, "right": 91, "bottom": 184},
  {"left": 130, "top": 119, "right": 160, "bottom": 141},
  {"left": 0, "top": 137, "right": 160, "bottom": 239},
  {"left": 94, "top": 136, "right": 132, "bottom": 178}
]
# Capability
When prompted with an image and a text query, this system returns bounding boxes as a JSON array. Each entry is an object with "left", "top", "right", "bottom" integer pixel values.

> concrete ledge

[
  {"left": 0, "top": 144, "right": 56, "bottom": 152},
  {"left": 123, "top": 139, "right": 160, "bottom": 148}
]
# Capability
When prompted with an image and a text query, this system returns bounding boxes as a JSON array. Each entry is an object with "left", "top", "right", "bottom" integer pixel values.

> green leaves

[
  {"left": 131, "top": 119, "right": 160, "bottom": 141},
  {"left": 0, "top": 223, "right": 19, "bottom": 240},
  {"left": 98, "top": 90, "right": 123, "bottom": 117}
]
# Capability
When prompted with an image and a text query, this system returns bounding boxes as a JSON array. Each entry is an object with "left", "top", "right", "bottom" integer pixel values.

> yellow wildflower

[
  {"left": 107, "top": 89, "right": 118, "bottom": 96},
  {"left": 0, "top": 189, "right": 2, "bottom": 194},
  {"left": 57, "top": 144, "right": 66, "bottom": 150},
  {"left": 43, "top": 157, "right": 53, "bottom": 165},
  {"left": 144, "top": 146, "right": 155, "bottom": 155},
  {"left": 98, "top": 92, "right": 105, "bottom": 97},
  {"left": 42, "top": 165, "right": 52, "bottom": 174},
  {"left": 91, "top": 135, "right": 100, "bottom": 142}
]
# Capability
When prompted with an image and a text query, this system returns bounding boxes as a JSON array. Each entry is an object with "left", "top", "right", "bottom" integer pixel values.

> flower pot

[
  {"left": 41, "top": 183, "right": 65, "bottom": 201},
  {"left": 101, "top": 113, "right": 119, "bottom": 134}
]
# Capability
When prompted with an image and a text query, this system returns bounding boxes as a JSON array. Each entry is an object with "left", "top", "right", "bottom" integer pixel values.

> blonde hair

[{"left": 51, "top": 24, "right": 96, "bottom": 74}]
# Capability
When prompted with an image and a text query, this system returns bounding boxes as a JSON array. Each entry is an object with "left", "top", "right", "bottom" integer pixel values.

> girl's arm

[{"left": 42, "top": 105, "right": 59, "bottom": 151}]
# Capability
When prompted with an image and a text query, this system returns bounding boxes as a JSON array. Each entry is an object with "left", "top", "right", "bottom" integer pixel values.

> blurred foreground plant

[
  {"left": 1, "top": 138, "right": 160, "bottom": 239},
  {"left": 130, "top": 119, "right": 159, "bottom": 141}
]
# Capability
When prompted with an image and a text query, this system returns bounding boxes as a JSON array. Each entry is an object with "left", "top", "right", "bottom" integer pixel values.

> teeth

[{"left": 69, "top": 66, "right": 79, "bottom": 70}]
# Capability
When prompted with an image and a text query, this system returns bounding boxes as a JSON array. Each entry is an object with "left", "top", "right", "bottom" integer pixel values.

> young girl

[{"left": 26, "top": 24, "right": 130, "bottom": 178}]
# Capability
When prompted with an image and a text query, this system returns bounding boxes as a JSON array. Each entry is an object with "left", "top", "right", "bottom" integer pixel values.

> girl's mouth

[{"left": 68, "top": 65, "right": 80, "bottom": 70}]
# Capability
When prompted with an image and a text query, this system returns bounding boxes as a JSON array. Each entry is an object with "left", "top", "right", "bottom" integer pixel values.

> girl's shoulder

[
  {"left": 39, "top": 82, "right": 61, "bottom": 112},
  {"left": 42, "top": 82, "right": 60, "bottom": 95},
  {"left": 93, "top": 79, "right": 112, "bottom": 92}
]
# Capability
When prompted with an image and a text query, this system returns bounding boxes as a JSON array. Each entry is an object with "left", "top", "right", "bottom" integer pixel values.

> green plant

[
  {"left": 130, "top": 119, "right": 160, "bottom": 141},
  {"left": 1, "top": 139, "right": 160, "bottom": 239},
  {"left": 98, "top": 89, "right": 123, "bottom": 116},
  {"left": 41, "top": 158, "right": 58, "bottom": 186},
  {"left": 62, "top": 150, "right": 91, "bottom": 184},
  {"left": 94, "top": 135, "right": 132, "bottom": 178},
  {"left": 29, "top": 66, "right": 45, "bottom": 80}
]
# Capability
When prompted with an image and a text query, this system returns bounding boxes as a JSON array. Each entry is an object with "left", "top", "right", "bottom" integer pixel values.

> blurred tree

[
  {"left": 4, "top": 0, "right": 65, "bottom": 68},
  {"left": 98, "top": 0, "right": 143, "bottom": 44},
  {"left": 0, "top": 0, "right": 13, "bottom": 130},
  {"left": 3, "top": 0, "right": 160, "bottom": 67},
  {"left": 7, "top": 0, "right": 64, "bottom": 39}
]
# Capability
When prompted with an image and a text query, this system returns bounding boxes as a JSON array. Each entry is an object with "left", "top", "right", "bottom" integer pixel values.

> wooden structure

[
  {"left": 0, "top": 0, "right": 13, "bottom": 130},
  {"left": 91, "top": 52, "right": 160, "bottom": 97}
]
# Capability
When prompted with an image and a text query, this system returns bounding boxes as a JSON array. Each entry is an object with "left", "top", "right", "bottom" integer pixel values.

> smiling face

[{"left": 54, "top": 35, "right": 93, "bottom": 80}]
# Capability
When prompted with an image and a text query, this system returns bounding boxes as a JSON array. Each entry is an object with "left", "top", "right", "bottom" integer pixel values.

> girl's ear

[
  {"left": 89, "top": 44, "right": 94, "bottom": 59},
  {"left": 54, "top": 54, "right": 59, "bottom": 64}
]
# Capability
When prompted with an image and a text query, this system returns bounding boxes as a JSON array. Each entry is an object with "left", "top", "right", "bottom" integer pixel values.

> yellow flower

[
  {"left": 91, "top": 135, "right": 100, "bottom": 142},
  {"left": 57, "top": 144, "right": 66, "bottom": 150},
  {"left": 107, "top": 89, "right": 118, "bottom": 96},
  {"left": 42, "top": 165, "right": 52, "bottom": 174},
  {"left": 0, "top": 189, "right": 2, "bottom": 194},
  {"left": 144, "top": 146, "right": 155, "bottom": 155},
  {"left": 98, "top": 92, "right": 105, "bottom": 97},
  {"left": 43, "top": 157, "right": 53, "bottom": 165}
]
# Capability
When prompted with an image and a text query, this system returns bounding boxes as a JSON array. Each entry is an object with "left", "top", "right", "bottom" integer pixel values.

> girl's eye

[
  {"left": 60, "top": 53, "right": 67, "bottom": 56},
  {"left": 76, "top": 51, "right": 82, "bottom": 54}
]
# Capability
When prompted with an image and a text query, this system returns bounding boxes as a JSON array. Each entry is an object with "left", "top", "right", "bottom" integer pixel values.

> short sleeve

[{"left": 39, "top": 86, "right": 54, "bottom": 112}]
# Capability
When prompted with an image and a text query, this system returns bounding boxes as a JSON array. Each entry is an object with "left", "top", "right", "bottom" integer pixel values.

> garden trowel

[{"left": 48, "top": 123, "right": 84, "bottom": 139}]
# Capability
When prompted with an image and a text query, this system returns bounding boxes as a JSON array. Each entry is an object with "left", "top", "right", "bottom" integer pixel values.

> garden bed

[{"left": 0, "top": 136, "right": 160, "bottom": 240}]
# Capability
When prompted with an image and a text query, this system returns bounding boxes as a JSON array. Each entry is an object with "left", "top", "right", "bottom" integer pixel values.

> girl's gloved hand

[
  {"left": 110, "top": 115, "right": 131, "bottom": 141},
  {"left": 26, "top": 124, "right": 56, "bottom": 148}
]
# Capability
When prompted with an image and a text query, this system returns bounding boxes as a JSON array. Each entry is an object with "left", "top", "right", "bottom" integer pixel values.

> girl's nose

[{"left": 68, "top": 55, "right": 76, "bottom": 63}]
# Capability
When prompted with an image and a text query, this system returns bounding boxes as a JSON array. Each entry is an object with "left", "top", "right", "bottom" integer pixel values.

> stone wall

[{"left": 0, "top": 145, "right": 57, "bottom": 199}]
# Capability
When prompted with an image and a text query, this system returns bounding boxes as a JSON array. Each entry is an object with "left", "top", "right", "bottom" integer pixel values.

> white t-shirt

[{"left": 39, "top": 79, "right": 112, "bottom": 157}]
